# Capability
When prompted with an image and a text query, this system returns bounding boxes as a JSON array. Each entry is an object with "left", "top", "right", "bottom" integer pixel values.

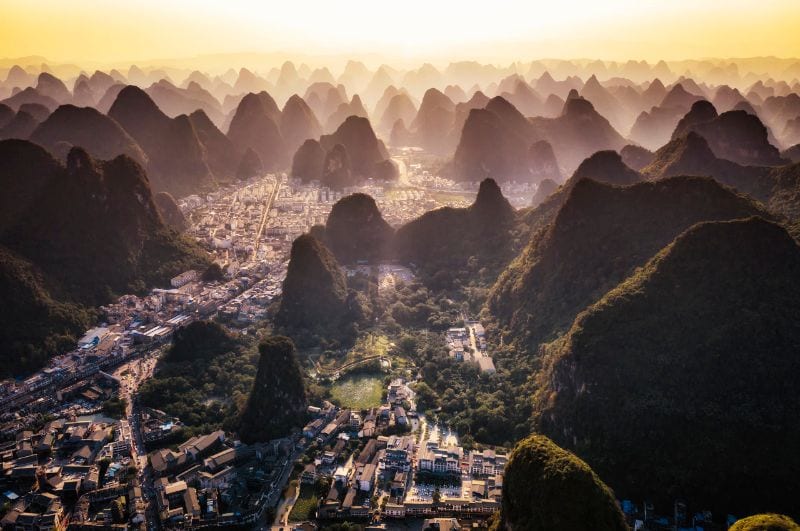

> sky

[{"left": 1, "top": 0, "right": 800, "bottom": 67}]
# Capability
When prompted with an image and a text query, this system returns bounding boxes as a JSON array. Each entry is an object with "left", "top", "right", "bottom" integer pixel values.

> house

[
  {"left": 356, "top": 439, "right": 385, "bottom": 465},
  {"left": 318, "top": 422, "right": 338, "bottom": 443},
  {"left": 183, "top": 487, "right": 201, "bottom": 519},
  {"left": 303, "top": 418, "right": 324, "bottom": 439},
  {"left": 318, "top": 499, "right": 341, "bottom": 519},
  {"left": 301, "top": 463, "right": 318, "bottom": 485},
  {"left": 421, "top": 518, "right": 461, "bottom": 531},
  {"left": 360, "top": 419, "right": 377, "bottom": 439},
  {"left": 390, "top": 471, "right": 408, "bottom": 498},
  {"left": 380, "top": 436, "right": 413, "bottom": 472},
  {"left": 203, "top": 448, "right": 236, "bottom": 473},
  {"left": 163, "top": 481, "right": 188, "bottom": 504},
  {"left": 176, "top": 464, "right": 202, "bottom": 484},
  {"left": 355, "top": 463, "right": 376, "bottom": 492},
  {"left": 417, "top": 442, "right": 461, "bottom": 478},
  {"left": 149, "top": 448, "right": 188, "bottom": 476},
  {"left": 387, "top": 379, "right": 414, "bottom": 405},
  {"left": 384, "top": 503, "right": 406, "bottom": 518},
  {"left": 334, "top": 410, "right": 351, "bottom": 428},
  {"left": 394, "top": 407, "right": 408, "bottom": 427},
  {"left": 71, "top": 445, "right": 92, "bottom": 465},
  {"left": 83, "top": 468, "right": 99, "bottom": 491},
  {"left": 180, "top": 430, "right": 224, "bottom": 460},
  {"left": 199, "top": 466, "right": 235, "bottom": 489},
  {"left": 334, "top": 465, "right": 350, "bottom": 484},
  {"left": 332, "top": 439, "right": 346, "bottom": 459},
  {"left": 468, "top": 449, "right": 507, "bottom": 477}
]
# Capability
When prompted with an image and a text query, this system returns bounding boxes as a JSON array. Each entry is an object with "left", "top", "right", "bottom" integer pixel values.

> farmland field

[{"left": 330, "top": 373, "right": 384, "bottom": 409}]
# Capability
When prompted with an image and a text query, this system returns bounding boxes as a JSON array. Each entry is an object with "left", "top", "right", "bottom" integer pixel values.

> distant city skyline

[{"left": 2, "top": 0, "right": 800, "bottom": 67}]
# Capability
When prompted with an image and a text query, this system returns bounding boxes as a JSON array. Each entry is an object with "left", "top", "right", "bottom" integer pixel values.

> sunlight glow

[{"left": 1, "top": 0, "right": 799, "bottom": 67}]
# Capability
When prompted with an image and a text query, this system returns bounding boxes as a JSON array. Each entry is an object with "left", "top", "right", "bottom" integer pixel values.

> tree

[
  {"left": 729, "top": 514, "right": 800, "bottom": 531},
  {"left": 414, "top": 381, "right": 440, "bottom": 411},
  {"left": 238, "top": 336, "right": 308, "bottom": 443},
  {"left": 201, "top": 262, "right": 225, "bottom": 282},
  {"left": 111, "top": 497, "right": 126, "bottom": 523},
  {"left": 102, "top": 396, "right": 127, "bottom": 419},
  {"left": 499, "top": 435, "right": 627, "bottom": 531},
  {"left": 315, "top": 476, "right": 332, "bottom": 497}
]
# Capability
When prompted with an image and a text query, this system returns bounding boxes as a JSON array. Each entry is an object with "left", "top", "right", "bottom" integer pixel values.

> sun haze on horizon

[{"left": 1, "top": 0, "right": 800, "bottom": 68}]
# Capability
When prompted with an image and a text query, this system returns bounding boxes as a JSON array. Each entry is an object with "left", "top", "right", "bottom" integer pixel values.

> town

[{"left": 0, "top": 166, "right": 513, "bottom": 531}]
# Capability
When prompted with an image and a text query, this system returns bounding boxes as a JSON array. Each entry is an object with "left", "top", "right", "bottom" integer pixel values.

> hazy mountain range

[
  {"left": 1, "top": 58, "right": 799, "bottom": 198},
  {"left": 3, "top": 56, "right": 800, "bottom": 520}
]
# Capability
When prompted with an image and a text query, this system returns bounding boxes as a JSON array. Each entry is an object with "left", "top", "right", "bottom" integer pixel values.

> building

[
  {"left": 78, "top": 327, "right": 110, "bottom": 349},
  {"left": 380, "top": 436, "right": 414, "bottom": 473},
  {"left": 468, "top": 449, "right": 507, "bottom": 478},
  {"left": 417, "top": 441, "right": 462, "bottom": 479},
  {"left": 355, "top": 463, "right": 376, "bottom": 492},
  {"left": 170, "top": 270, "right": 198, "bottom": 288},
  {"left": 394, "top": 407, "right": 408, "bottom": 427},
  {"left": 301, "top": 463, "right": 318, "bottom": 485}
]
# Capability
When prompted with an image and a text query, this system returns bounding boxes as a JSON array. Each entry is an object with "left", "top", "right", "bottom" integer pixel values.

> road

[
  {"left": 251, "top": 179, "right": 281, "bottom": 262},
  {"left": 255, "top": 446, "right": 305, "bottom": 530},
  {"left": 273, "top": 481, "right": 298, "bottom": 527},
  {"left": 314, "top": 355, "right": 387, "bottom": 379},
  {"left": 113, "top": 350, "right": 162, "bottom": 529}
]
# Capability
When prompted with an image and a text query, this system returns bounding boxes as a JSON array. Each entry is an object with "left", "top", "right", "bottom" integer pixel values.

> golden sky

[{"left": 1, "top": 0, "right": 799, "bottom": 67}]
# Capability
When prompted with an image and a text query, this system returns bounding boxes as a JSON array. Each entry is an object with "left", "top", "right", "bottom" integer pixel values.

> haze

[{"left": 2, "top": 0, "right": 800, "bottom": 67}]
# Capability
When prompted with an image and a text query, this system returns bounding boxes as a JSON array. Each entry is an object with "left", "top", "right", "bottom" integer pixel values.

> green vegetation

[
  {"left": 102, "top": 396, "right": 128, "bottom": 419},
  {"left": 641, "top": 132, "right": 800, "bottom": 233},
  {"left": 0, "top": 245, "right": 93, "bottom": 377},
  {"left": 276, "top": 234, "right": 358, "bottom": 346},
  {"left": 111, "top": 497, "right": 126, "bottom": 524},
  {"left": 381, "top": 331, "right": 525, "bottom": 446},
  {"left": 139, "top": 321, "right": 256, "bottom": 434},
  {"left": 330, "top": 374, "right": 384, "bottom": 410},
  {"left": 201, "top": 262, "right": 225, "bottom": 282},
  {"left": 489, "top": 175, "right": 770, "bottom": 358},
  {"left": 730, "top": 514, "right": 800, "bottom": 531},
  {"left": 323, "top": 193, "right": 394, "bottom": 264},
  {"left": 238, "top": 336, "right": 308, "bottom": 444},
  {"left": 393, "top": 178, "right": 519, "bottom": 291},
  {"left": 317, "top": 333, "right": 389, "bottom": 374},
  {"left": 499, "top": 434, "right": 627, "bottom": 531},
  {"left": 534, "top": 218, "right": 800, "bottom": 517},
  {"left": 0, "top": 139, "right": 209, "bottom": 376},
  {"left": 288, "top": 485, "right": 319, "bottom": 522},
  {"left": 167, "top": 321, "right": 238, "bottom": 362}
]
